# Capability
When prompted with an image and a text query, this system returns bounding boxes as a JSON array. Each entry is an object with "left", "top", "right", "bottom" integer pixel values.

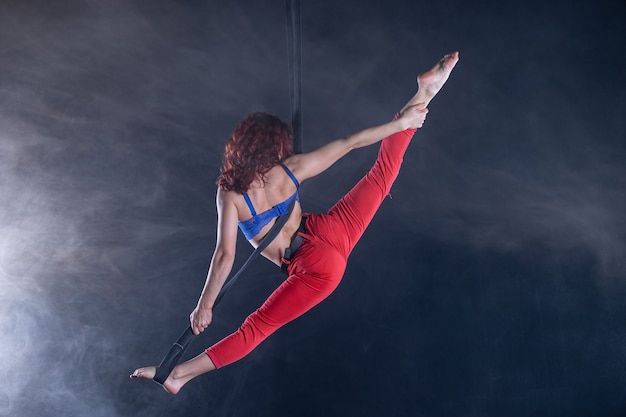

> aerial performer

[{"left": 131, "top": 51, "right": 459, "bottom": 394}]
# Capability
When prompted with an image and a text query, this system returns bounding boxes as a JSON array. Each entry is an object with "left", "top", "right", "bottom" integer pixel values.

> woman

[{"left": 132, "top": 52, "right": 459, "bottom": 394}]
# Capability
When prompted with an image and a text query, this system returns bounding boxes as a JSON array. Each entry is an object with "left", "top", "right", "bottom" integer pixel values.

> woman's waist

[{"left": 256, "top": 213, "right": 307, "bottom": 266}]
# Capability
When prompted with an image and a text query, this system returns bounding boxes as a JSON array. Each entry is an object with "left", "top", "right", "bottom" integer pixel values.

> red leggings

[{"left": 206, "top": 122, "right": 417, "bottom": 368}]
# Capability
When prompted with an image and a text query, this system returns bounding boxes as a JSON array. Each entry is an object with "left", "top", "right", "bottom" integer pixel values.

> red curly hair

[{"left": 217, "top": 112, "right": 294, "bottom": 194}]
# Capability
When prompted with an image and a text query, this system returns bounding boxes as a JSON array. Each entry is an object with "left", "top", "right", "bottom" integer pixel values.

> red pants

[{"left": 206, "top": 122, "right": 417, "bottom": 368}]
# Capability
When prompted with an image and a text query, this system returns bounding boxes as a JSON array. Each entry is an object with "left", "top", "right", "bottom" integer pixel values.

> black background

[{"left": 0, "top": 1, "right": 624, "bottom": 416}]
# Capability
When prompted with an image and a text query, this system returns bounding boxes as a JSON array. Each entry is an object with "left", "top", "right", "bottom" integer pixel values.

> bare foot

[
  {"left": 416, "top": 51, "right": 459, "bottom": 103},
  {"left": 130, "top": 366, "right": 183, "bottom": 395},
  {"left": 400, "top": 52, "right": 459, "bottom": 114},
  {"left": 131, "top": 353, "right": 215, "bottom": 394}
]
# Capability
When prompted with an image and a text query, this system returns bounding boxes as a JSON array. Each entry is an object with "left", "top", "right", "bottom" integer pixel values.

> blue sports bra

[{"left": 238, "top": 164, "right": 300, "bottom": 240}]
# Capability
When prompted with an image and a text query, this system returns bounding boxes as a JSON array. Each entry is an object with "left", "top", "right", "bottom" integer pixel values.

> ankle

[
  {"left": 170, "top": 365, "right": 186, "bottom": 382},
  {"left": 402, "top": 91, "right": 432, "bottom": 114}
]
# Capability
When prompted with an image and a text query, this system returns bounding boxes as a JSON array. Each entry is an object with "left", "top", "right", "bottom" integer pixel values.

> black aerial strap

[
  {"left": 152, "top": 0, "right": 304, "bottom": 386},
  {"left": 286, "top": 0, "right": 303, "bottom": 154},
  {"left": 153, "top": 197, "right": 296, "bottom": 385}
]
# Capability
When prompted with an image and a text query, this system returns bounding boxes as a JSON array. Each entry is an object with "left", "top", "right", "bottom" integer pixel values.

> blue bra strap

[
  {"left": 280, "top": 164, "right": 300, "bottom": 188},
  {"left": 242, "top": 194, "right": 256, "bottom": 216}
]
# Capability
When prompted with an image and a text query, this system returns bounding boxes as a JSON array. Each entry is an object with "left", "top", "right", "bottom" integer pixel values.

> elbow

[
  {"left": 342, "top": 136, "right": 356, "bottom": 150},
  {"left": 338, "top": 137, "right": 358, "bottom": 154},
  {"left": 212, "top": 249, "right": 235, "bottom": 268}
]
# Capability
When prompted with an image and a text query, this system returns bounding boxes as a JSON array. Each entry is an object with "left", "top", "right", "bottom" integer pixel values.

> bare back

[{"left": 225, "top": 162, "right": 303, "bottom": 266}]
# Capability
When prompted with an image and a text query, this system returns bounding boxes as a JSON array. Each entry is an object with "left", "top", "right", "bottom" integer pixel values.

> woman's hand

[
  {"left": 399, "top": 103, "right": 429, "bottom": 129},
  {"left": 190, "top": 305, "right": 213, "bottom": 335}
]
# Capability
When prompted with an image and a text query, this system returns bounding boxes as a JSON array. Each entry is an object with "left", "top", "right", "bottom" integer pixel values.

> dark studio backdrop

[{"left": 0, "top": 1, "right": 624, "bottom": 416}]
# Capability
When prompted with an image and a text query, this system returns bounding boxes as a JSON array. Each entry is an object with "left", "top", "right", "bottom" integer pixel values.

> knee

[{"left": 240, "top": 311, "right": 274, "bottom": 340}]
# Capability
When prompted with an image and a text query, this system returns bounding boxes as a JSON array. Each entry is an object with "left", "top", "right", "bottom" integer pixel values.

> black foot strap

[{"left": 153, "top": 326, "right": 195, "bottom": 385}]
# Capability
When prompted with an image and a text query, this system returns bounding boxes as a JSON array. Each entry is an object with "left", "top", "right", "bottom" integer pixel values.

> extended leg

[{"left": 320, "top": 51, "right": 459, "bottom": 257}]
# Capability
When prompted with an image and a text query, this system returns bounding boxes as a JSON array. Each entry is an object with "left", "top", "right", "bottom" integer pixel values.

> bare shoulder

[
  {"left": 282, "top": 154, "right": 305, "bottom": 180},
  {"left": 216, "top": 187, "right": 239, "bottom": 208},
  {"left": 281, "top": 137, "right": 352, "bottom": 182}
]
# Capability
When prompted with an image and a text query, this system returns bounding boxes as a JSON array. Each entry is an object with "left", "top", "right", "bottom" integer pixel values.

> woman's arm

[
  {"left": 286, "top": 104, "right": 427, "bottom": 182},
  {"left": 189, "top": 189, "right": 239, "bottom": 335}
]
